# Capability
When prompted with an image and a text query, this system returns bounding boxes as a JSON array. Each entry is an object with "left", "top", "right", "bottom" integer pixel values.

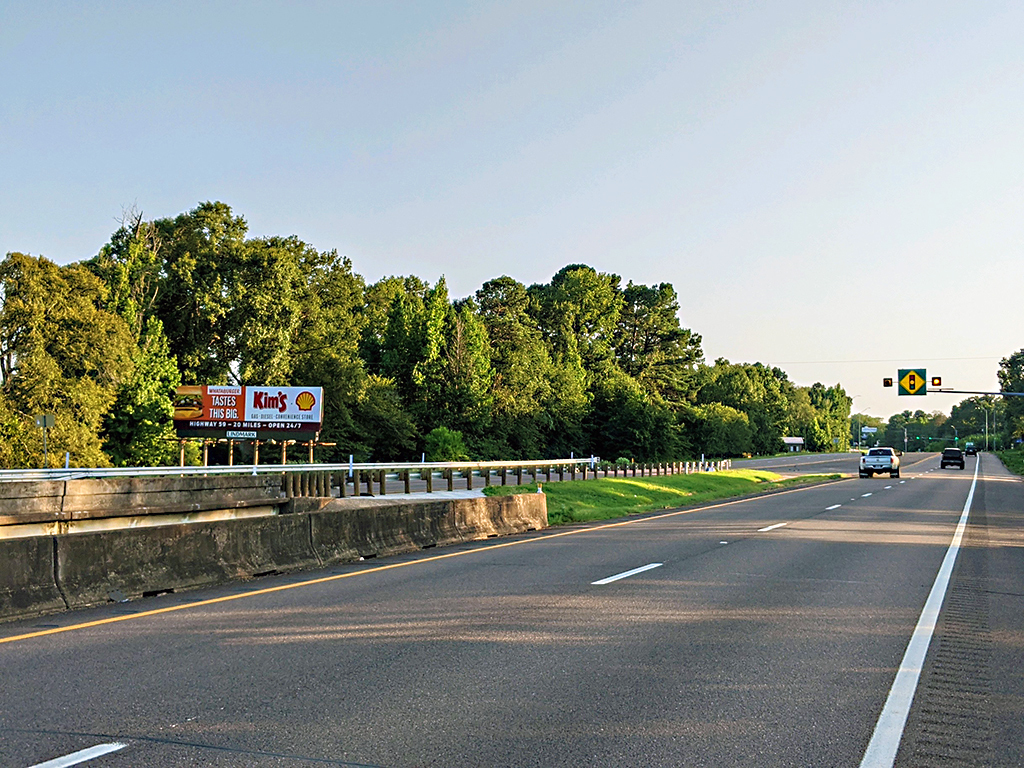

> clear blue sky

[{"left": 2, "top": 1, "right": 1020, "bottom": 417}]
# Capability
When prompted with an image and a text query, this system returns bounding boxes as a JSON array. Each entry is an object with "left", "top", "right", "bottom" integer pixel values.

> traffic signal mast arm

[{"left": 932, "top": 389, "right": 1024, "bottom": 397}]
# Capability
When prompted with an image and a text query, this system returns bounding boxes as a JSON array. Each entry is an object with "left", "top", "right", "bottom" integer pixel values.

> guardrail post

[
  {"left": 501, "top": 467, "right": 507, "bottom": 486},
  {"left": 466, "top": 468, "right": 473, "bottom": 490},
  {"left": 364, "top": 471, "right": 373, "bottom": 496},
  {"left": 424, "top": 469, "right": 432, "bottom": 493},
  {"left": 546, "top": 465, "right": 552, "bottom": 482},
  {"left": 558, "top": 464, "right": 564, "bottom": 482},
  {"left": 570, "top": 464, "right": 576, "bottom": 481},
  {"left": 530, "top": 466, "right": 536, "bottom": 484},
  {"left": 446, "top": 468, "right": 454, "bottom": 492},
  {"left": 338, "top": 471, "right": 347, "bottom": 498},
  {"left": 404, "top": 469, "right": 411, "bottom": 494},
  {"left": 378, "top": 469, "right": 386, "bottom": 496},
  {"left": 352, "top": 469, "right": 361, "bottom": 496},
  {"left": 516, "top": 466, "right": 523, "bottom": 485},
  {"left": 484, "top": 468, "right": 491, "bottom": 487},
  {"left": 581, "top": 463, "right": 587, "bottom": 480}
]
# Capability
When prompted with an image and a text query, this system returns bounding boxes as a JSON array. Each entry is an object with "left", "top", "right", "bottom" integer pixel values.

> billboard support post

[{"left": 228, "top": 440, "right": 234, "bottom": 466}]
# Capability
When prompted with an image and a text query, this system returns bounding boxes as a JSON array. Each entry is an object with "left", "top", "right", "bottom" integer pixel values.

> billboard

[{"left": 172, "top": 385, "right": 323, "bottom": 440}]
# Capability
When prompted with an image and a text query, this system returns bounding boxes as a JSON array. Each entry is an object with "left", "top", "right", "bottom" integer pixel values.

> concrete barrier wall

[
  {"left": 0, "top": 474, "right": 281, "bottom": 528},
  {"left": 57, "top": 515, "right": 321, "bottom": 609},
  {"left": 0, "top": 538, "right": 66, "bottom": 619},
  {"left": 0, "top": 490, "right": 547, "bottom": 622},
  {"left": 310, "top": 498, "right": 463, "bottom": 564}
]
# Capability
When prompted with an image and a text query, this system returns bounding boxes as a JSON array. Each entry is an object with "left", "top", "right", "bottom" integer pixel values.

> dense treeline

[{"left": 0, "top": 202, "right": 852, "bottom": 467}]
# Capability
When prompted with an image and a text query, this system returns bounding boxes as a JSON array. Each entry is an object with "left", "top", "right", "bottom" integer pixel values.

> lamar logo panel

[{"left": 173, "top": 386, "right": 323, "bottom": 440}]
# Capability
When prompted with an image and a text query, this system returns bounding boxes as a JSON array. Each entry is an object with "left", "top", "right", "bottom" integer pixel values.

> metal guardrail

[
  {"left": 0, "top": 457, "right": 732, "bottom": 498},
  {"left": 0, "top": 458, "right": 595, "bottom": 483}
]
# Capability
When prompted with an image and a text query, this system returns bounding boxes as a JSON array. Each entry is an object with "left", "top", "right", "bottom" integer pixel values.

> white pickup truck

[{"left": 859, "top": 447, "right": 901, "bottom": 478}]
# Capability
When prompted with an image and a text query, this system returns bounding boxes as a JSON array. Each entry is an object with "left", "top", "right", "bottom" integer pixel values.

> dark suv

[
  {"left": 941, "top": 447, "right": 965, "bottom": 469},
  {"left": 964, "top": 443, "right": 977, "bottom": 455}
]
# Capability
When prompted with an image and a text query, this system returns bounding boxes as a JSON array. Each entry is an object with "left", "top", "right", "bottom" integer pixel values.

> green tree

[
  {"left": 155, "top": 201, "right": 248, "bottom": 384},
  {"left": 424, "top": 426, "right": 469, "bottom": 461},
  {"left": 101, "top": 319, "right": 185, "bottom": 466},
  {"left": 476, "top": 276, "right": 553, "bottom": 457},
  {"left": 806, "top": 382, "right": 851, "bottom": 452},
  {"left": 850, "top": 412, "right": 886, "bottom": 448},
  {"left": 998, "top": 349, "right": 1024, "bottom": 443},
  {"left": 614, "top": 281, "right": 703, "bottom": 403},
  {"left": 529, "top": 264, "right": 623, "bottom": 369},
  {"left": 0, "top": 253, "right": 136, "bottom": 467},
  {"left": 696, "top": 360, "right": 789, "bottom": 454},
  {"left": 687, "top": 402, "right": 752, "bottom": 457},
  {"left": 588, "top": 369, "right": 680, "bottom": 461},
  {"left": 86, "top": 208, "right": 163, "bottom": 339},
  {"left": 230, "top": 235, "right": 308, "bottom": 385},
  {"left": 88, "top": 215, "right": 184, "bottom": 466}
]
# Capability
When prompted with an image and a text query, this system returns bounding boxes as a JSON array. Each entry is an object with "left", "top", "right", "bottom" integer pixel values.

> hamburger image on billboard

[{"left": 172, "top": 386, "right": 204, "bottom": 420}]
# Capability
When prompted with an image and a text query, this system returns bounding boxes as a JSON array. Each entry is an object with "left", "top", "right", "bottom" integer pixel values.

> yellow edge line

[{"left": 0, "top": 478, "right": 847, "bottom": 646}]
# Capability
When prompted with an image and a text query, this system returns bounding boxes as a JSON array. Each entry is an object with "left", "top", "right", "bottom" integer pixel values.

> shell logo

[{"left": 295, "top": 390, "right": 317, "bottom": 412}]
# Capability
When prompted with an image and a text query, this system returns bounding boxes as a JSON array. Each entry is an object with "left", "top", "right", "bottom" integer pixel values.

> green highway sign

[{"left": 898, "top": 368, "right": 927, "bottom": 396}]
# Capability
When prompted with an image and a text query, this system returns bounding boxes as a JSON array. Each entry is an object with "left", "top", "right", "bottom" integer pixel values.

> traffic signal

[
  {"left": 931, "top": 377, "right": 941, "bottom": 387},
  {"left": 883, "top": 378, "right": 893, "bottom": 387}
]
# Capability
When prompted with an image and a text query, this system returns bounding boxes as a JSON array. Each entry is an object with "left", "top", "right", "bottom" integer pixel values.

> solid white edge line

[
  {"left": 858, "top": 455, "right": 980, "bottom": 768},
  {"left": 592, "top": 562, "right": 663, "bottom": 585},
  {"left": 28, "top": 743, "right": 128, "bottom": 768},
  {"left": 757, "top": 522, "right": 787, "bottom": 532}
]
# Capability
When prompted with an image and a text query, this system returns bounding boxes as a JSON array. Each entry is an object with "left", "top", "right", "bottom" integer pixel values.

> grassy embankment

[
  {"left": 483, "top": 469, "right": 842, "bottom": 526},
  {"left": 996, "top": 449, "right": 1024, "bottom": 476}
]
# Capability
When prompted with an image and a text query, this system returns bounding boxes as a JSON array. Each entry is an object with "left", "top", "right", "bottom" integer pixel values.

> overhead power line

[{"left": 764, "top": 356, "right": 1002, "bottom": 365}]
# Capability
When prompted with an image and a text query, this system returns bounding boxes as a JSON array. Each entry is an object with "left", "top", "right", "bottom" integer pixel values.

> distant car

[
  {"left": 964, "top": 442, "right": 977, "bottom": 456},
  {"left": 940, "top": 447, "right": 965, "bottom": 469}
]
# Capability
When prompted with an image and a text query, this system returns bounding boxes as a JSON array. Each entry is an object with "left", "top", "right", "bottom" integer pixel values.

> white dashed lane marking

[
  {"left": 592, "top": 563, "right": 663, "bottom": 585},
  {"left": 28, "top": 743, "right": 128, "bottom": 768}
]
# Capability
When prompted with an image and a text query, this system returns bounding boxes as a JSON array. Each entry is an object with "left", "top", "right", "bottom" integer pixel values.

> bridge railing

[{"left": 0, "top": 458, "right": 732, "bottom": 498}]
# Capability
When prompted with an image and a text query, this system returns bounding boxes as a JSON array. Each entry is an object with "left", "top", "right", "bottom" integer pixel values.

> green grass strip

[
  {"left": 996, "top": 449, "right": 1024, "bottom": 477},
  {"left": 483, "top": 469, "right": 842, "bottom": 525}
]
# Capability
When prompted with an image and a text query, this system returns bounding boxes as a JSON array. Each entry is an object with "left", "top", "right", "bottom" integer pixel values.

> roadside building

[{"left": 782, "top": 436, "right": 805, "bottom": 453}]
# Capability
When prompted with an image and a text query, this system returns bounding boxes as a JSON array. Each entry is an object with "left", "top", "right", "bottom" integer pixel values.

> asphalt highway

[{"left": 2, "top": 452, "right": 1022, "bottom": 767}]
